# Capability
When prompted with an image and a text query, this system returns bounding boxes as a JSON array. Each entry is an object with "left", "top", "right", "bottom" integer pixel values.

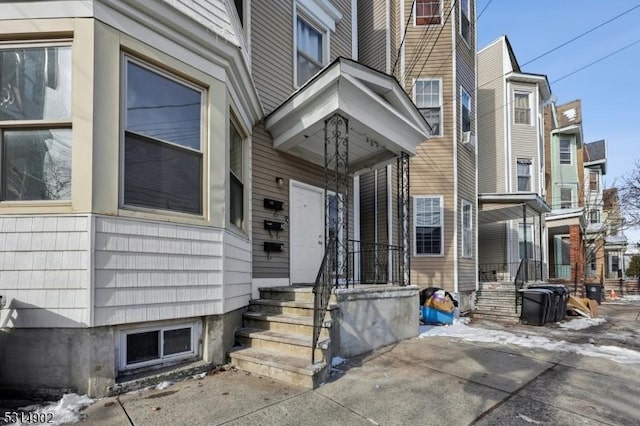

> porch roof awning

[
  {"left": 546, "top": 208, "right": 586, "bottom": 233},
  {"left": 478, "top": 193, "right": 551, "bottom": 225},
  {"left": 265, "top": 58, "right": 431, "bottom": 172}
]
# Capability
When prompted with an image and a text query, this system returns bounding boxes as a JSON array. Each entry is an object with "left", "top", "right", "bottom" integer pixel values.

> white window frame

[
  {"left": 460, "top": 85, "right": 471, "bottom": 134},
  {"left": 589, "top": 170, "right": 599, "bottom": 193},
  {"left": 414, "top": 0, "right": 443, "bottom": 26},
  {"left": 0, "top": 41, "right": 73, "bottom": 203},
  {"left": 516, "top": 158, "right": 532, "bottom": 192},
  {"left": 229, "top": 113, "right": 247, "bottom": 232},
  {"left": 119, "top": 321, "right": 201, "bottom": 371},
  {"left": 293, "top": 6, "right": 329, "bottom": 88},
  {"left": 120, "top": 54, "right": 207, "bottom": 217},
  {"left": 513, "top": 91, "right": 532, "bottom": 125},
  {"left": 413, "top": 195, "right": 444, "bottom": 257},
  {"left": 559, "top": 139, "right": 572, "bottom": 165},
  {"left": 559, "top": 185, "right": 574, "bottom": 209},
  {"left": 589, "top": 209, "right": 600, "bottom": 224},
  {"left": 413, "top": 77, "right": 443, "bottom": 137},
  {"left": 462, "top": 200, "right": 472, "bottom": 258},
  {"left": 459, "top": 0, "right": 471, "bottom": 45},
  {"left": 518, "top": 223, "right": 535, "bottom": 260}
]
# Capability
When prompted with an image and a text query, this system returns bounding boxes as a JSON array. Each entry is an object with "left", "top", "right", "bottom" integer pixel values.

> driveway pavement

[{"left": 81, "top": 300, "right": 640, "bottom": 425}]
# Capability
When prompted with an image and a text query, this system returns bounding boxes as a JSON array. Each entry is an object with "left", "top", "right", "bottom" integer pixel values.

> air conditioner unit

[{"left": 462, "top": 131, "right": 476, "bottom": 147}]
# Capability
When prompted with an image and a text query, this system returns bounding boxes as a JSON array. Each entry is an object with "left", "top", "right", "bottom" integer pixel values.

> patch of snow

[
  {"left": 331, "top": 356, "right": 345, "bottom": 367},
  {"left": 155, "top": 381, "right": 173, "bottom": 390},
  {"left": 418, "top": 323, "right": 640, "bottom": 364},
  {"left": 559, "top": 317, "right": 606, "bottom": 330},
  {"left": 191, "top": 372, "right": 207, "bottom": 380},
  {"left": 454, "top": 317, "right": 470, "bottom": 325},
  {"left": 516, "top": 413, "right": 542, "bottom": 424},
  {"left": 18, "top": 394, "right": 94, "bottom": 425}
]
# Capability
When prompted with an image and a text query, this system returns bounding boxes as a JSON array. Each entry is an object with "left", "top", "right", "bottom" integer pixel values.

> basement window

[{"left": 119, "top": 322, "right": 201, "bottom": 370}]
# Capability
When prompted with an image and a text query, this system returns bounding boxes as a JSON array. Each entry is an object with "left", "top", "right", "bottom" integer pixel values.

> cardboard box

[{"left": 421, "top": 306, "right": 454, "bottom": 325}]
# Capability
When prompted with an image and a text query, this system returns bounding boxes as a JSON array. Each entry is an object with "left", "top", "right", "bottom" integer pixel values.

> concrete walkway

[{"left": 83, "top": 302, "right": 640, "bottom": 425}]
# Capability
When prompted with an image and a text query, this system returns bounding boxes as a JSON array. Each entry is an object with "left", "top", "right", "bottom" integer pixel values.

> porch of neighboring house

[
  {"left": 474, "top": 193, "right": 550, "bottom": 322},
  {"left": 546, "top": 209, "right": 585, "bottom": 295},
  {"left": 603, "top": 235, "right": 629, "bottom": 296},
  {"left": 230, "top": 58, "right": 431, "bottom": 387}
]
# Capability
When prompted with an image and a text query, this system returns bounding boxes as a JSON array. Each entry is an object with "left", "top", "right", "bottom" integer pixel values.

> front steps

[
  {"left": 229, "top": 286, "right": 335, "bottom": 388},
  {"left": 473, "top": 282, "right": 522, "bottom": 323}
]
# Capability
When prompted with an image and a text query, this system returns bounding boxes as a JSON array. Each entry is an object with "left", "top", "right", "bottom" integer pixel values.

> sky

[{"left": 476, "top": 0, "right": 640, "bottom": 244}]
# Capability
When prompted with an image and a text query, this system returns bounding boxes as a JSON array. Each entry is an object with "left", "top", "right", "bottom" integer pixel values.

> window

[
  {"left": 514, "top": 92, "right": 531, "bottom": 125},
  {"left": 230, "top": 120, "right": 244, "bottom": 229},
  {"left": 415, "top": 79, "right": 442, "bottom": 136},
  {"left": 123, "top": 57, "right": 204, "bottom": 215},
  {"left": 461, "top": 87, "right": 471, "bottom": 133},
  {"left": 234, "top": 0, "right": 244, "bottom": 27},
  {"left": 590, "top": 209, "right": 600, "bottom": 224},
  {"left": 460, "top": 0, "right": 471, "bottom": 44},
  {"left": 560, "top": 187, "right": 573, "bottom": 209},
  {"left": 611, "top": 255, "right": 620, "bottom": 273},
  {"left": 462, "top": 201, "right": 472, "bottom": 258},
  {"left": 416, "top": 0, "right": 441, "bottom": 25},
  {"left": 120, "top": 322, "right": 200, "bottom": 370},
  {"left": 516, "top": 159, "right": 531, "bottom": 192},
  {"left": 296, "top": 15, "right": 325, "bottom": 86},
  {"left": 559, "top": 139, "right": 571, "bottom": 164},
  {"left": 0, "top": 44, "right": 72, "bottom": 201},
  {"left": 414, "top": 196, "right": 442, "bottom": 255},
  {"left": 589, "top": 171, "right": 599, "bottom": 192},
  {"left": 518, "top": 224, "right": 534, "bottom": 260}
]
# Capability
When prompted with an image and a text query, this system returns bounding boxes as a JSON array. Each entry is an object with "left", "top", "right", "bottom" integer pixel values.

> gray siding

[
  {"left": 510, "top": 82, "right": 540, "bottom": 194},
  {"left": 478, "top": 221, "right": 506, "bottom": 266},
  {"left": 477, "top": 40, "right": 505, "bottom": 194},
  {"left": 357, "top": 0, "right": 388, "bottom": 71},
  {"left": 164, "top": 0, "right": 239, "bottom": 46}
]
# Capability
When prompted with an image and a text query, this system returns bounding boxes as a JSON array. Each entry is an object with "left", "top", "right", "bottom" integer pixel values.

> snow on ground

[
  {"left": 418, "top": 323, "right": 640, "bottom": 364},
  {"left": 16, "top": 394, "right": 94, "bottom": 425},
  {"left": 155, "top": 381, "right": 173, "bottom": 390},
  {"left": 558, "top": 317, "right": 607, "bottom": 330}
]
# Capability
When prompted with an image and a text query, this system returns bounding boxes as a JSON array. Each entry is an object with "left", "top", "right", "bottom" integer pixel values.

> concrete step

[
  {"left": 228, "top": 347, "right": 328, "bottom": 389},
  {"left": 242, "top": 311, "right": 331, "bottom": 339},
  {"left": 236, "top": 328, "right": 328, "bottom": 361},
  {"left": 474, "top": 304, "right": 519, "bottom": 314},
  {"left": 259, "top": 286, "right": 315, "bottom": 303},
  {"left": 249, "top": 299, "right": 317, "bottom": 317}
]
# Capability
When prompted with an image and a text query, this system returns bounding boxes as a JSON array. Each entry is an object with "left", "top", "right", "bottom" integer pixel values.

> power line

[
  {"left": 392, "top": 0, "right": 416, "bottom": 75},
  {"left": 402, "top": 4, "right": 449, "bottom": 82},
  {"left": 476, "top": 0, "right": 493, "bottom": 20}
]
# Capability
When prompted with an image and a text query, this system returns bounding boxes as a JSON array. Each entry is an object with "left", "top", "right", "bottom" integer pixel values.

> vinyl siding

[
  {"left": 478, "top": 221, "right": 506, "bottom": 267},
  {"left": 510, "top": 82, "right": 539, "bottom": 194},
  {"left": 550, "top": 134, "right": 580, "bottom": 210},
  {"left": 93, "top": 216, "right": 229, "bottom": 326},
  {"left": 455, "top": 0, "right": 476, "bottom": 291},
  {"left": 477, "top": 40, "right": 505, "bottom": 193},
  {"left": 0, "top": 216, "right": 89, "bottom": 328},
  {"left": 223, "top": 230, "right": 252, "bottom": 311},
  {"left": 164, "top": 0, "right": 239, "bottom": 47},
  {"left": 357, "top": 0, "right": 388, "bottom": 72}
]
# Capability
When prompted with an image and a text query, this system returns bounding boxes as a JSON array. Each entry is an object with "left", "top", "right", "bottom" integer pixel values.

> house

[
  {"left": 0, "top": 0, "right": 263, "bottom": 397},
  {"left": 355, "top": 0, "right": 478, "bottom": 311},
  {"left": 601, "top": 187, "right": 627, "bottom": 281},
  {"left": 544, "top": 100, "right": 586, "bottom": 287},
  {"left": 476, "top": 36, "right": 551, "bottom": 290}
]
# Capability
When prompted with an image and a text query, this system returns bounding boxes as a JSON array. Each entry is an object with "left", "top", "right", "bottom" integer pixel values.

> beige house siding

[
  {"left": 510, "top": 82, "right": 540, "bottom": 193},
  {"left": 477, "top": 40, "right": 505, "bottom": 193},
  {"left": 357, "top": 0, "right": 388, "bottom": 71}
]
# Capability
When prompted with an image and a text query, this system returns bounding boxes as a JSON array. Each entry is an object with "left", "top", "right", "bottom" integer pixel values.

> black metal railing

[
  {"left": 312, "top": 239, "right": 335, "bottom": 365},
  {"left": 478, "top": 263, "right": 521, "bottom": 282},
  {"left": 514, "top": 258, "right": 526, "bottom": 310},
  {"left": 348, "top": 240, "right": 402, "bottom": 285}
]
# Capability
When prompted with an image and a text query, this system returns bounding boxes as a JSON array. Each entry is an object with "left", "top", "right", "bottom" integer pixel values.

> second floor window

[
  {"left": 461, "top": 87, "right": 471, "bottom": 133},
  {"left": 590, "top": 171, "right": 599, "bottom": 192},
  {"left": 514, "top": 92, "right": 531, "bottom": 125},
  {"left": 560, "top": 139, "right": 571, "bottom": 164},
  {"left": 517, "top": 159, "right": 531, "bottom": 192},
  {"left": 296, "top": 16, "right": 324, "bottom": 86},
  {"left": 416, "top": 0, "right": 441, "bottom": 25},
  {"left": 590, "top": 209, "right": 600, "bottom": 224},
  {"left": 1, "top": 44, "right": 72, "bottom": 201},
  {"left": 560, "top": 187, "right": 573, "bottom": 209},
  {"left": 415, "top": 79, "right": 441, "bottom": 136}
]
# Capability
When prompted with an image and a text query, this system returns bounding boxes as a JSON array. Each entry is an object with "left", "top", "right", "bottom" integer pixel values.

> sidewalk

[{"left": 82, "top": 301, "right": 640, "bottom": 425}]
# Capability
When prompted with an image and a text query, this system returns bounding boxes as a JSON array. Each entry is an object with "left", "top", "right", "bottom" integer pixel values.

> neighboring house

[
  {"left": 356, "top": 0, "right": 478, "bottom": 310},
  {"left": 544, "top": 100, "right": 586, "bottom": 284},
  {"left": 602, "top": 187, "right": 627, "bottom": 280},
  {"left": 477, "top": 36, "right": 551, "bottom": 283},
  {"left": 583, "top": 139, "right": 610, "bottom": 280},
  {"left": 0, "top": 0, "right": 263, "bottom": 397}
]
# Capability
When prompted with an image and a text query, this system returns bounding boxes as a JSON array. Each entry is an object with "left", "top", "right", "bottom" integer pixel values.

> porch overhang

[
  {"left": 265, "top": 58, "right": 431, "bottom": 172},
  {"left": 478, "top": 193, "right": 551, "bottom": 224},
  {"left": 546, "top": 208, "right": 586, "bottom": 234}
]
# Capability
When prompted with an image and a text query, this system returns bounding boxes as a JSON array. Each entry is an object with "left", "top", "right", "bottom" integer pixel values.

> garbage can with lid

[
  {"left": 585, "top": 284, "right": 603, "bottom": 304},
  {"left": 520, "top": 289, "right": 553, "bottom": 326},
  {"left": 528, "top": 285, "right": 569, "bottom": 322}
]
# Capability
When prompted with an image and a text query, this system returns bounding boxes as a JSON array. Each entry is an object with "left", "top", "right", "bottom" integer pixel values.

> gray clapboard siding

[
  {"left": 0, "top": 216, "right": 89, "bottom": 328},
  {"left": 223, "top": 230, "right": 252, "bottom": 311},
  {"left": 357, "top": 0, "right": 388, "bottom": 71},
  {"left": 164, "top": 0, "right": 239, "bottom": 46},
  {"left": 510, "top": 82, "right": 540, "bottom": 193}
]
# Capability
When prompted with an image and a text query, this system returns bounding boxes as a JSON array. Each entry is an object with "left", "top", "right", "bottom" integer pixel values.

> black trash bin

[
  {"left": 520, "top": 289, "right": 553, "bottom": 326},
  {"left": 528, "top": 285, "right": 569, "bottom": 322},
  {"left": 585, "top": 284, "right": 603, "bottom": 304}
]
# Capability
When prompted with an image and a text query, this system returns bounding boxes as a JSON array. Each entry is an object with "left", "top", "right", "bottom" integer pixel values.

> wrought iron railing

[
  {"left": 312, "top": 238, "right": 336, "bottom": 365},
  {"left": 478, "top": 263, "right": 520, "bottom": 282},
  {"left": 514, "top": 258, "right": 526, "bottom": 310},
  {"left": 348, "top": 240, "right": 402, "bottom": 284}
]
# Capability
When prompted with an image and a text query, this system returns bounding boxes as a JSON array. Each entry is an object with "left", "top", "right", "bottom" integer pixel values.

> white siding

[
  {"left": 0, "top": 216, "right": 90, "bottom": 328},
  {"left": 163, "top": 0, "right": 240, "bottom": 47},
  {"left": 223, "top": 231, "right": 252, "bottom": 311},
  {"left": 93, "top": 217, "right": 226, "bottom": 326}
]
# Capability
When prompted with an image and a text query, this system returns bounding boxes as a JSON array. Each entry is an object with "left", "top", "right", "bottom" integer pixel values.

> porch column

[
  {"left": 523, "top": 204, "right": 528, "bottom": 282},
  {"left": 324, "top": 113, "right": 350, "bottom": 288},
  {"left": 539, "top": 212, "right": 543, "bottom": 280},
  {"left": 397, "top": 151, "right": 410, "bottom": 286}
]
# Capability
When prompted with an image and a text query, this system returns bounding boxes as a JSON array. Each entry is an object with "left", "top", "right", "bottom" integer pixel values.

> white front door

[{"left": 290, "top": 181, "right": 325, "bottom": 283}]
